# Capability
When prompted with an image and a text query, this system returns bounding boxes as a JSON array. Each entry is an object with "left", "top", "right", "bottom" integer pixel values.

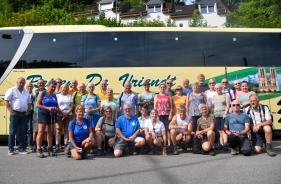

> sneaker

[
  {"left": 8, "top": 150, "right": 15, "bottom": 156},
  {"left": 209, "top": 149, "right": 216, "bottom": 156},
  {"left": 18, "top": 149, "right": 28, "bottom": 155},
  {"left": 37, "top": 149, "right": 45, "bottom": 158},
  {"left": 266, "top": 143, "right": 277, "bottom": 157},
  {"left": 173, "top": 146, "right": 179, "bottom": 155},
  {"left": 230, "top": 147, "right": 239, "bottom": 155}
]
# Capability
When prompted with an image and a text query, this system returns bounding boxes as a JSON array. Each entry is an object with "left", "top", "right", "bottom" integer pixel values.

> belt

[{"left": 14, "top": 111, "right": 27, "bottom": 114}]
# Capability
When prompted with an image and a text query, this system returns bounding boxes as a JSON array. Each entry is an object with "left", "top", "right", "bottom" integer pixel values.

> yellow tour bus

[{"left": 0, "top": 25, "right": 280, "bottom": 137}]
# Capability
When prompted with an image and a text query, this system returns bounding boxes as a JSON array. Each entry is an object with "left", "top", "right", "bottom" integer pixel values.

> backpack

[
  {"left": 71, "top": 118, "right": 91, "bottom": 132},
  {"left": 101, "top": 117, "right": 115, "bottom": 137},
  {"left": 246, "top": 104, "right": 273, "bottom": 125}
]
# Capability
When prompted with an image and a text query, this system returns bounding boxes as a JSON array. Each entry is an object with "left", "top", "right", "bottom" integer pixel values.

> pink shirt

[{"left": 155, "top": 94, "right": 171, "bottom": 116}]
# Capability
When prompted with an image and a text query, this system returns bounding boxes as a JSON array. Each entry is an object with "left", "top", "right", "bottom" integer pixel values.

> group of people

[{"left": 5, "top": 73, "right": 277, "bottom": 160}]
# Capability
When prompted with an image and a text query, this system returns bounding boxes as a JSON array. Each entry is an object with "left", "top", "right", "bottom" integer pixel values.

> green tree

[
  {"left": 189, "top": 10, "right": 207, "bottom": 27},
  {"left": 227, "top": 0, "right": 281, "bottom": 28}
]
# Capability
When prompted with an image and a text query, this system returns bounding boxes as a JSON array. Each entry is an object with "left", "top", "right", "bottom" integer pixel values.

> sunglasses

[
  {"left": 166, "top": 83, "right": 172, "bottom": 84},
  {"left": 235, "top": 83, "right": 240, "bottom": 85},
  {"left": 232, "top": 104, "right": 240, "bottom": 107},
  {"left": 105, "top": 111, "right": 112, "bottom": 113},
  {"left": 209, "top": 82, "right": 216, "bottom": 85},
  {"left": 222, "top": 82, "right": 228, "bottom": 84}
]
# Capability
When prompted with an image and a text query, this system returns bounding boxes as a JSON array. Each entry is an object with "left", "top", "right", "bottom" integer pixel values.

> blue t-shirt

[
  {"left": 68, "top": 119, "right": 91, "bottom": 143},
  {"left": 225, "top": 113, "right": 250, "bottom": 132},
  {"left": 81, "top": 94, "right": 100, "bottom": 115},
  {"left": 115, "top": 115, "right": 140, "bottom": 138},
  {"left": 183, "top": 89, "right": 192, "bottom": 96}
]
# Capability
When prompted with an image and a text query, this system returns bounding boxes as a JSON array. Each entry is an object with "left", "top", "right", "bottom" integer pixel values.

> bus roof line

[
  {"left": 0, "top": 29, "right": 34, "bottom": 85},
  {"left": 1, "top": 25, "right": 280, "bottom": 33}
]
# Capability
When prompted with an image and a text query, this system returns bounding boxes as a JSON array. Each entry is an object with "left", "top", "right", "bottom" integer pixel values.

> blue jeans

[{"left": 8, "top": 113, "right": 28, "bottom": 151}]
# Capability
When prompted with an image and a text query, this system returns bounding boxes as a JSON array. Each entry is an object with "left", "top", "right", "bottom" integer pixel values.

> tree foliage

[
  {"left": 227, "top": 0, "right": 281, "bottom": 28},
  {"left": 189, "top": 10, "right": 207, "bottom": 27}
]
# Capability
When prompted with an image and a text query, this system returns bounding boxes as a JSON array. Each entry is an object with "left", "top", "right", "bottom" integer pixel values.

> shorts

[
  {"left": 137, "top": 129, "right": 145, "bottom": 138},
  {"left": 251, "top": 130, "right": 265, "bottom": 147},
  {"left": 83, "top": 113, "right": 100, "bottom": 128},
  {"left": 68, "top": 141, "right": 82, "bottom": 150},
  {"left": 114, "top": 136, "right": 135, "bottom": 151},
  {"left": 215, "top": 117, "right": 225, "bottom": 131},
  {"left": 159, "top": 115, "right": 169, "bottom": 130},
  {"left": 38, "top": 110, "right": 57, "bottom": 124}
]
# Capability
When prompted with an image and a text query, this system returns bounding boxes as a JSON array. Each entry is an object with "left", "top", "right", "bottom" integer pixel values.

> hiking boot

[
  {"left": 173, "top": 146, "right": 179, "bottom": 155},
  {"left": 230, "top": 147, "right": 239, "bottom": 155},
  {"left": 48, "top": 147, "right": 57, "bottom": 157},
  {"left": 96, "top": 148, "right": 103, "bottom": 156},
  {"left": 209, "top": 149, "right": 216, "bottom": 156},
  {"left": 37, "top": 149, "right": 45, "bottom": 158},
  {"left": 266, "top": 143, "right": 277, "bottom": 157}
]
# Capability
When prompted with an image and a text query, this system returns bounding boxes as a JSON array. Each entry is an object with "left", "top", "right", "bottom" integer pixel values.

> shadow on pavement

[{"left": 40, "top": 155, "right": 233, "bottom": 184}]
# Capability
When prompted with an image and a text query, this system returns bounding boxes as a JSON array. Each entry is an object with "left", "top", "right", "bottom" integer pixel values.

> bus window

[
  {"left": 0, "top": 30, "right": 23, "bottom": 77},
  {"left": 146, "top": 32, "right": 204, "bottom": 66},
  {"left": 17, "top": 33, "right": 84, "bottom": 69},
  {"left": 86, "top": 32, "right": 145, "bottom": 67}
]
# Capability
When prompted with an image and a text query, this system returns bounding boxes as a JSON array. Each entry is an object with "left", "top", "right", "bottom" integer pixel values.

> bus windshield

[{"left": 0, "top": 29, "right": 23, "bottom": 78}]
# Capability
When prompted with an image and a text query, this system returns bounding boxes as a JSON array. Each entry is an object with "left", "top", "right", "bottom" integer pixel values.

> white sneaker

[{"left": 8, "top": 150, "right": 15, "bottom": 156}]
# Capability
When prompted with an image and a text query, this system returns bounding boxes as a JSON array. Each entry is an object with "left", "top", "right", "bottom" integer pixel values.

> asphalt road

[{"left": 1, "top": 142, "right": 281, "bottom": 184}]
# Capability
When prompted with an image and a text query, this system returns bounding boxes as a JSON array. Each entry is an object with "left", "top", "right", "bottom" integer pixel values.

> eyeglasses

[
  {"left": 222, "top": 82, "right": 228, "bottom": 84},
  {"left": 232, "top": 104, "right": 240, "bottom": 107},
  {"left": 124, "top": 108, "right": 131, "bottom": 111},
  {"left": 105, "top": 111, "right": 112, "bottom": 113},
  {"left": 209, "top": 82, "right": 216, "bottom": 85}
]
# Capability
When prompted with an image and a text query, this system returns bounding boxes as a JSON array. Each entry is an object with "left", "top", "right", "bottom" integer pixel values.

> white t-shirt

[
  {"left": 56, "top": 94, "right": 73, "bottom": 114},
  {"left": 101, "top": 100, "right": 118, "bottom": 117},
  {"left": 206, "top": 90, "right": 217, "bottom": 109},
  {"left": 4, "top": 87, "right": 31, "bottom": 112},
  {"left": 138, "top": 116, "right": 150, "bottom": 129},
  {"left": 144, "top": 119, "right": 165, "bottom": 137}
]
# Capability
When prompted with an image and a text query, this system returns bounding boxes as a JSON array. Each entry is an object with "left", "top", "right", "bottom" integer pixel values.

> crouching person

[
  {"left": 145, "top": 110, "right": 167, "bottom": 156},
  {"left": 193, "top": 104, "right": 216, "bottom": 156},
  {"left": 245, "top": 95, "right": 276, "bottom": 156},
  {"left": 114, "top": 104, "right": 145, "bottom": 157},
  {"left": 169, "top": 105, "right": 192, "bottom": 155},
  {"left": 224, "top": 100, "right": 251, "bottom": 156},
  {"left": 68, "top": 105, "right": 94, "bottom": 160}
]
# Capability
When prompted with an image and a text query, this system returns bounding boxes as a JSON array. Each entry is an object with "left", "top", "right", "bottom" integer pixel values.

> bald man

[{"left": 245, "top": 94, "right": 276, "bottom": 156}]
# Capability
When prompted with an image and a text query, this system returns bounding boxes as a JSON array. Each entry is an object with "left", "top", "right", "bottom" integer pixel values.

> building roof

[
  {"left": 120, "top": 7, "right": 147, "bottom": 18},
  {"left": 146, "top": 0, "right": 164, "bottom": 6},
  {"left": 196, "top": 0, "right": 217, "bottom": 6},
  {"left": 170, "top": 5, "right": 196, "bottom": 19},
  {"left": 98, "top": 0, "right": 115, "bottom": 4}
]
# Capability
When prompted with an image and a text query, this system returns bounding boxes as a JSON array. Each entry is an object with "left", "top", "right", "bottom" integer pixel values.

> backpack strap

[{"left": 119, "top": 92, "right": 124, "bottom": 108}]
